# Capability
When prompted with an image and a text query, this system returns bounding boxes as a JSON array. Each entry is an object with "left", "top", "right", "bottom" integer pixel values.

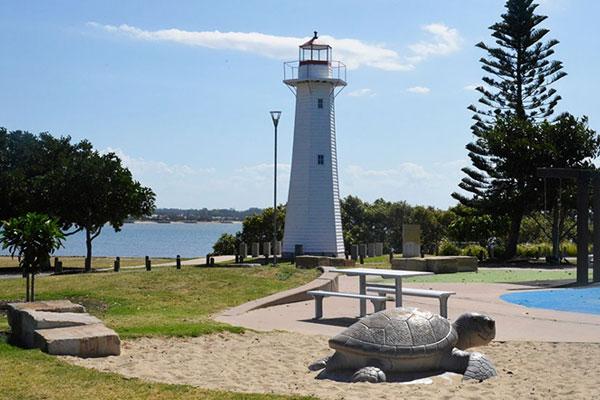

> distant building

[{"left": 282, "top": 32, "right": 346, "bottom": 257}]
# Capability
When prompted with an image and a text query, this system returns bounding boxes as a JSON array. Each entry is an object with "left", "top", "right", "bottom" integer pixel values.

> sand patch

[{"left": 63, "top": 332, "right": 600, "bottom": 399}]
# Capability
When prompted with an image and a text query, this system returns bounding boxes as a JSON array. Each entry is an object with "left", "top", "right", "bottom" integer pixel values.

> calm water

[{"left": 1, "top": 222, "right": 242, "bottom": 258}]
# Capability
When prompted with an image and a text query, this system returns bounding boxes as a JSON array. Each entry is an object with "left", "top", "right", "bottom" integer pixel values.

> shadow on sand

[
  {"left": 314, "top": 368, "right": 454, "bottom": 384},
  {"left": 299, "top": 317, "right": 358, "bottom": 328}
]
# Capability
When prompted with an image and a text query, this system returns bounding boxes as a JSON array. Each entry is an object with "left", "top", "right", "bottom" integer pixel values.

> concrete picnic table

[{"left": 332, "top": 267, "right": 433, "bottom": 317}]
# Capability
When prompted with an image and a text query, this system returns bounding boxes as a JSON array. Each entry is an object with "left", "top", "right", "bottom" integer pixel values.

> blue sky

[{"left": 1, "top": 0, "right": 598, "bottom": 210}]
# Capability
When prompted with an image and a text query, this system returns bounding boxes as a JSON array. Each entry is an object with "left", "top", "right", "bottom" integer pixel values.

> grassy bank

[{"left": 0, "top": 264, "right": 319, "bottom": 337}]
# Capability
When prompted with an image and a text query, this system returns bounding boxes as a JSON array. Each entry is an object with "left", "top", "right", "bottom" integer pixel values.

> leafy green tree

[
  {"left": 58, "top": 148, "right": 155, "bottom": 271},
  {"left": 447, "top": 205, "right": 509, "bottom": 245},
  {"left": 0, "top": 129, "right": 45, "bottom": 220},
  {"left": 0, "top": 213, "right": 64, "bottom": 301},
  {"left": 213, "top": 233, "right": 238, "bottom": 255},
  {"left": 238, "top": 206, "right": 285, "bottom": 245},
  {"left": 454, "top": 0, "right": 569, "bottom": 258}
]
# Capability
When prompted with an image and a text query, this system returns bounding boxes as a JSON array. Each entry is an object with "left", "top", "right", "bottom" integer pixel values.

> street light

[{"left": 270, "top": 111, "right": 282, "bottom": 266}]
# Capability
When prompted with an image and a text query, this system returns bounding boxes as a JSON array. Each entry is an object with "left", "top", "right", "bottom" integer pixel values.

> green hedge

[{"left": 460, "top": 244, "right": 488, "bottom": 259}]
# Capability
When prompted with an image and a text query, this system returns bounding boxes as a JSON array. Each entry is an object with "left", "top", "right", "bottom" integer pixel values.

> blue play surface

[{"left": 501, "top": 286, "right": 600, "bottom": 315}]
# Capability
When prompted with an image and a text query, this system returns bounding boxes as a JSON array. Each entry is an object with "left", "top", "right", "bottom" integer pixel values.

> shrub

[
  {"left": 438, "top": 240, "right": 460, "bottom": 256},
  {"left": 212, "top": 233, "right": 238, "bottom": 255},
  {"left": 517, "top": 243, "right": 551, "bottom": 258},
  {"left": 461, "top": 244, "right": 488, "bottom": 259},
  {"left": 561, "top": 241, "right": 577, "bottom": 257}
]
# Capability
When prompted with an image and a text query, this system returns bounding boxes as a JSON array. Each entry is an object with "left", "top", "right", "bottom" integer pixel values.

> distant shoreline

[{"left": 130, "top": 220, "right": 242, "bottom": 224}]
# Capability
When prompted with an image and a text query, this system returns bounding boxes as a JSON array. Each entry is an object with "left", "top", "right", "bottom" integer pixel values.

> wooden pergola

[{"left": 537, "top": 168, "right": 600, "bottom": 284}]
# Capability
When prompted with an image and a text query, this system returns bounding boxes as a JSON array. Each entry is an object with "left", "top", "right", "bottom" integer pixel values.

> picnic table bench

[
  {"left": 364, "top": 283, "right": 455, "bottom": 317},
  {"left": 307, "top": 290, "right": 387, "bottom": 319}
]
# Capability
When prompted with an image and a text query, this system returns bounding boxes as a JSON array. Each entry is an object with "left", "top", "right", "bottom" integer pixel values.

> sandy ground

[{"left": 64, "top": 331, "right": 600, "bottom": 400}]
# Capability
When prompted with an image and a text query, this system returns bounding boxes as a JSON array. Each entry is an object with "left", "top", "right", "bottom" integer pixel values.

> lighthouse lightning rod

[{"left": 270, "top": 110, "right": 282, "bottom": 265}]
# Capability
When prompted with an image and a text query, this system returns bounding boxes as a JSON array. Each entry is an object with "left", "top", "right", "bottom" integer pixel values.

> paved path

[
  {"left": 0, "top": 256, "right": 236, "bottom": 279},
  {"left": 216, "top": 274, "right": 600, "bottom": 343}
]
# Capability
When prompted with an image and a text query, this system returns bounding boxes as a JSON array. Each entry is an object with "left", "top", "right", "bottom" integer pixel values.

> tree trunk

[
  {"left": 25, "top": 270, "right": 30, "bottom": 302},
  {"left": 30, "top": 272, "right": 35, "bottom": 302},
  {"left": 85, "top": 229, "right": 92, "bottom": 272},
  {"left": 506, "top": 210, "right": 524, "bottom": 259}
]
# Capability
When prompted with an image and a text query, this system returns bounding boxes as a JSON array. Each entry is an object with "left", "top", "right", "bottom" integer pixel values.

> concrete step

[
  {"left": 34, "top": 323, "right": 121, "bottom": 357},
  {"left": 7, "top": 300, "right": 86, "bottom": 344},
  {"left": 14, "top": 310, "right": 102, "bottom": 348}
]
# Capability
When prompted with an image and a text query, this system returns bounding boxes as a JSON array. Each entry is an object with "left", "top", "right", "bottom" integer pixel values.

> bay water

[{"left": 3, "top": 222, "right": 242, "bottom": 258}]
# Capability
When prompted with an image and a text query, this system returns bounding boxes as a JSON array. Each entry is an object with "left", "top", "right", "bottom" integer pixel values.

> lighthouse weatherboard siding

[{"left": 282, "top": 33, "right": 346, "bottom": 257}]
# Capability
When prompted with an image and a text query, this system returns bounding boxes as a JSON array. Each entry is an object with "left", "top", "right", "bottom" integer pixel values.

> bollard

[
  {"left": 54, "top": 257, "right": 63, "bottom": 274},
  {"left": 145, "top": 256, "right": 151, "bottom": 271},
  {"left": 114, "top": 256, "right": 120, "bottom": 272},
  {"left": 176, "top": 255, "right": 181, "bottom": 269},
  {"left": 359, "top": 244, "right": 367, "bottom": 264}
]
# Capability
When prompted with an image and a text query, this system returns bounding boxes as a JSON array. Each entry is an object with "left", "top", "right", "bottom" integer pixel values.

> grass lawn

[
  {"left": 0, "top": 334, "right": 314, "bottom": 400},
  {"left": 0, "top": 264, "right": 319, "bottom": 337},
  {"left": 386, "top": 268, "right": 594, "bottom": 284},
  {"left": 0, "top": 256, "right": 178, "bottom": 270},
  {"left": 0, "top": 264, "right": 319, "bottom": 400}
]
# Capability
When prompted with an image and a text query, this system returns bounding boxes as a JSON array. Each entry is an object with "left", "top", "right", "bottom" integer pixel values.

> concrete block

[
  {"left": 251, "top": 242, "right": 259, "bottom": 257},
  {"left": 367, "top": 243, "right": 375, "bottom": 258},
  {"left": 17, "top": 310, "right": 102, "bottom": 348},
  {"left": 391, "top": 257, "right": 428, "bottom": 272},
  {"left": 295, "top": 256, "right": 355, "bottom": 269},
  {"left": 375, "top": 242, "right": 384, "bottom": 257},
  {"left": 402, "top": 224, "right": 422, "bottom": 257},
  {"left": 350, "top": 245, "right": 358, "bottom": 260},
  {"left": 239, "top": 243, "right": 248, "bottom": 258},
  {"left": 34, "top": 323, "right": 120, "bottom": 357},
  {"left": 7, "top": 301, "right": 86, "bottom": 347}
]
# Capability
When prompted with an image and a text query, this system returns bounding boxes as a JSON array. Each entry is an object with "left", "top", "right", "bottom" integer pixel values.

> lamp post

[{"left": 270, "top": 111, "right": 282, "bottom": 266}]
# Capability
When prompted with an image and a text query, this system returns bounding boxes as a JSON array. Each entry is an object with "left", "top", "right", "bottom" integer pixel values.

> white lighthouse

[{"left": 282, "top": 32, "right": 346, "bottom": 257}]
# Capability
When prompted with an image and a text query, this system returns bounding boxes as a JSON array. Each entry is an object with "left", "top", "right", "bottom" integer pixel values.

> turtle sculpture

[{"left": 309, "top": 308, "right": 497, "bottom": 383}]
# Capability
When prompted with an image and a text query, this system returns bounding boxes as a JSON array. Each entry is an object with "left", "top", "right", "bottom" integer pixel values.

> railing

[{"left": 283, "top": 60, "right": 347, "bottom": 82}]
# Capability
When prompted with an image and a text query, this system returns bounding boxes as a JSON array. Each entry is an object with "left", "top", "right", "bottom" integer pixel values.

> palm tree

[{"left": 0, "top": 213, "right": 64, "bottom": 301}]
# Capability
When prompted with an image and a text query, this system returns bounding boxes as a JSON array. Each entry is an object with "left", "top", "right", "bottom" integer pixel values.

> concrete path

[
  {"left": 216, "top": 274, "right": 600, "bottom": 343},
  {"left": 0, "top": 256, "right": 236, "bottom": 279}
]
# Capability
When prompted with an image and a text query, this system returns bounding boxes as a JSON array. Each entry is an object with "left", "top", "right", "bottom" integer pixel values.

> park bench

[
  {"left": 365, "top": 283, "right": 455, "bottom": 317},
  {"left": 306, "top": 290, "right": 387, "bottom": 319}
]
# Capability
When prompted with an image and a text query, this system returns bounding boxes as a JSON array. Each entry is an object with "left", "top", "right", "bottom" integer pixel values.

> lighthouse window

[
  {"left": 317, "top": 98, "right": 323, "bottom": 109},
  {"left": 317, "top": 154, "right": 324, "bottom": 165}
]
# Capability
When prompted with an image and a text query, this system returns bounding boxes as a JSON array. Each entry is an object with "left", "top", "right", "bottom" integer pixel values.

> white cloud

[
  {"left": 408, "top": 23, "right": 463, "bottom": 63},
  {"left": 88, "top": 22, "right": 412, "bottom": 71},
  {"left": 463, "top": 84, "right": 480, "bottom": 91},
  {"left": 341, "top": 159, "right": 468, "bottom": 209},
  {"left": 347, "top": 88, "right": 376, "bottom": 97},
  {"left": 407, "top": 86, "right": 431, "bottom": 94},
  {"left": 104, "top": 147, "right": 214, "bottom": 178},
  {"left": 88, "top": 22, "right": 462, "bottom": 72}
]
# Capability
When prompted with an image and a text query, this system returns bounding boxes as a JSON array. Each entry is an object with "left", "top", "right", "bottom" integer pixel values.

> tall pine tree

[{"left": 453, "top": 0, "right": 567, "bottom": 258}]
